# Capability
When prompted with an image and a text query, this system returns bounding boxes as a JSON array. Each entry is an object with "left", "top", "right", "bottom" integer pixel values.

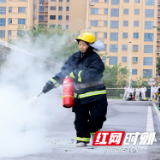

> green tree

[
  {"left": 156, "top": 57, "right": 160, "bottom": 76},
  {"left": 103, "top": 63, "right": 129, "bottom": 87}
]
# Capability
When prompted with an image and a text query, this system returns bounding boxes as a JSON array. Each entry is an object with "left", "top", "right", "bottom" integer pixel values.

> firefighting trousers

[{"left": 73, "top": 99, "right": 107, "bottom": 143}]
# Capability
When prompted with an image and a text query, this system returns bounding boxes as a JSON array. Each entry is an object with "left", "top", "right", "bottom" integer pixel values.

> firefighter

[
  {"left": 150, "top": 85, "right": 157, "bottom": 101},
  {"left": 123, "top": 85, "right": 128, "bottom": 100},
  {"left": 42, "top": 29, "right": 108, "bottom": 147},
  {"left": 140, "top": 84, "right": 147, "bottom": 100},
  {"left": 135, "top": 86, "right": 140, "bottom": 101}
]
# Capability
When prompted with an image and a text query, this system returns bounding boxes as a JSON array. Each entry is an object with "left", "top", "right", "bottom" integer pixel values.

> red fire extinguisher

[{"left": 63, "top": 76, "right": 74, "bottom": 108}]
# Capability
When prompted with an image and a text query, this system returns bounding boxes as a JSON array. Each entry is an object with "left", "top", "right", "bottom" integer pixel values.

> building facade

[
  {"left": 0, "top": 0, "right": 33, "bottom": 41},
  {"left": 157, "top": 0, "right": 160, "bottom": 59},
  {"left": 88, "top": 0, "right": 158, "bottom": 80},
  {"left": 0, "top": 0, "right": 86, "bottom": 42},
  {"left": 33, "top": 0, "right": 86, "bottom": 32},
  {"left": 0, "top": 0, "right": 159, "bottom": 80}
]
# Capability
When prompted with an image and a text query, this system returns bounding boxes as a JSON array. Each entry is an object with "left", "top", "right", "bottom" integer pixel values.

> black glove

[{"left": 42, "top": 80, "right": 55, "bottom": 93}]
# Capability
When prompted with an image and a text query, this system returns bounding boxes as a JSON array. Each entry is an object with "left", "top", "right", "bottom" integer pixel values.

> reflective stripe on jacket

[{"left": 52, "top": 50, "right": 107, "bottom": 105}]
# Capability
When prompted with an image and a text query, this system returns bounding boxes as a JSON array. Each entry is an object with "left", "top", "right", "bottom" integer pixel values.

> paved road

[{"left": 2, "top": 100, "right": 160, "bottom": 160}]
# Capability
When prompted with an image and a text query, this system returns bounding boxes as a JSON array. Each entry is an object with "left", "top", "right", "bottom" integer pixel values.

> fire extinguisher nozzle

[{"left": 37, "top": 92, "right": 43, "bottom": 97}]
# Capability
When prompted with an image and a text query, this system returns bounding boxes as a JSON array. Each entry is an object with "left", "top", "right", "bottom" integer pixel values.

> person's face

[
  {"left": 142, "top": 85, "right": 144, "bottom": 87},
  {"left": 78, "top": 41, "right": 89, "bottom": 53},
  {"left": 138, "top": 86, "right": 139, "bottom": 88}
]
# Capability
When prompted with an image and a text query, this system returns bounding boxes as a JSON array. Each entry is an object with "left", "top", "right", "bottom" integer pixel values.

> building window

[
  {"left": 111, "top": 8, "right": 119, "bottom": 17},
  {"left": 0, "top": 18, "right": 5, "bottom": 26},
  {"left": 145, "top": 21, "right": 154, "bottom": 29},
  {"left": 51, "top": 0, "right": 56, "bottom": 1},
  {"left": 132, "top": 57, "right": 138, "bottom": 63},
  {"left": 58, "top": 15, "right": 62, "bottom": 20},
  {"left": 133, "top": 33, "right": 139, "bottom": 39},
  {"left": 90, "top": 20, "right": 98, "bottom": 26},
  {"left": 143, "top": 69, "right": 152, "bottom": 78},
  {"left": 0, "top": 0, "right": 6, "bottom": 2},
  {"left": 95, "top": 32, "right": 98, "bottom": 37},
  {"left": 124, "top": 0, "right": 129, "bottom": 2},
  {"left": 110, "top": 44, "right": 118, "bottom": 52},
  {"left": 104, "top": 8, "right": 108, "bottom": 14},
  {"left": 91, "top": 8, "right": 99, "bottom": 14},
  {"left": 133, "top": 45, "right": 138, "bottom": 51},
  {"left": 59, "top": 6, "right": 63, "bottom": 11},
  {"left": 123, "top": 21, "right": 128, "bottom": 27},
  {"left": 39, "top": 6, "right": 44, "bottom": 12},
  {"left": 110, "top": 21, "right": 119, "bottom": 29},
  {"left": 103, "top": 32, "right": 107, "bottom": 38},
  {"left": 9, "top": 7, "right": 12, "bottom": 13},
  {"left": 110, "top": 32, "right": 118, "bottom": 41},
  {"left": 132, "top": 69, "right": 137, "bottom": 75},
  {"left": 66, "top": 6, "right": 69, "bottom": 11},
  {"left": 104, "top": 20, "right": 108, "bottom": 26},
  {"left": 58, "top": 25, "right": 62, "bottom": 29},
  {"left": 50, "top": 6, "right": 56, "bottom": 10},
  {"left": 105, "top": 0, "right": 108, "bottom": 2},
  {"left": 66, "top": 15, "right": 69, "bottom": 20},
  {"left": 39, "top": 15, "right": 44, "bottom": 20},
  {"left": 145, "top": 9, "right": 154, "bottom": 17},
  {"left": 123, "top": 32, "right": 128, "bottom": 38},
  {"left": 144, "top": 45, "right": 153, "bottom": 53},
  {"left": 102, "top": 56, "right": 107, "bottom": 63},
  {"left": 146, "top": 0, "right": 154, "bottom": 5},
  {"left": 109, "top": 56, "right": 117, "bottom": 65},
  {"left": 122, "top": 45, "right": 128, "bottom": 51},
  {"left": 104, "top": 44, "right": 107, "bottom": 50},
  {"left": 0, "top": 7, "right": 6, "bottom": 14},
  {"left": 39, "top": 0, "right": 44, "bottom": 2},
  {"left": 135, "top": 0, "right": 140, "bottom": 3},
  {"left": 0, "top": 30, "right": 5, "bottom": 38},
  {"left": 111, "top": 0, "right": 119, "bottom": 5},
  {"left": 144, "top": 33, "right": 153, "bottom": 41},
  {"left": 59, "top": 0, "right": 63, "bottom": 2},
  {"left": 122, "top": 56, "right": 127, "bottom": 63},
  {"left": 134, "top": 9, "right": 139, "bottom": 15},
  {"left": 143, "top": 57, "right": 153, "bottom": 66},
  {"left": 18, "top": 19, "right": 25, "bottom": 24},
  {"left": 50, "top": 24, "right": 55, "bottom": 28},
  {"left": 66, "top": 25, "right": 69, "bottom": 29},
  {"left": 8, "top": 30, "right": 11, "bottom": 36},
  {"left": 18, "top": 7, "right": 26, "bottom": 13},
  {"left": 67, "top": 0, "right": 69, "bottom": 2},
  {"left": 8, "top": 18, "right": 12, "bottom": 24},
  {"left": 123, "top": 9, "right": 129, "bottom": 15},
  {"left": 50, "top": 15, "right": 56, "bottom": 20},
  {"left": 134, "top": 21, "right": 139, "bottom": 27}
]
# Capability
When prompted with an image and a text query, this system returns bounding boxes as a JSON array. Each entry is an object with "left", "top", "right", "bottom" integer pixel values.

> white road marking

[
  {"left": 146, "top": 106, "right": 154, "bottom": 132},
  {"left": 153, "top": 103, "right": 160, "bottom": 122}
]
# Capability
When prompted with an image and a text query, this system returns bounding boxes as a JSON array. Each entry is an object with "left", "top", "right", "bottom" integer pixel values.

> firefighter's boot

[{"left": 76, "top": 142, "right": 88, "bottom": 147}]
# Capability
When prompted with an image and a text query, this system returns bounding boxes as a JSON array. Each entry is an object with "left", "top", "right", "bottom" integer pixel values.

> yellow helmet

[{"left": 76, "top": 29, "right": 97, "bottom": 44}]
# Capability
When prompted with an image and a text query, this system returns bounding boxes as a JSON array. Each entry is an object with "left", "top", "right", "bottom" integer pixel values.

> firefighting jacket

[{"left": 51, "top": 50, "right": 107, "bottom": 105}]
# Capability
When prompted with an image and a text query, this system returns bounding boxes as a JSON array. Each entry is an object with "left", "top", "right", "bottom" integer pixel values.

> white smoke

[{"left": 0, "top": 32, "right": 71, "bottom": 158}]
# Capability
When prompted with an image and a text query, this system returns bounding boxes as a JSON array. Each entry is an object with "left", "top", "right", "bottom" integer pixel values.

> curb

[{"left": 153, "top": 103, "right": 160, "bottom": 122}]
